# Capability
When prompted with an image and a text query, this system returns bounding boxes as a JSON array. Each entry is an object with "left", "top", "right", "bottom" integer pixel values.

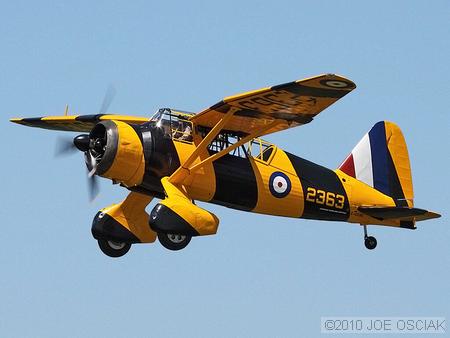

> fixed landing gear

[
  {"left": 364, "top": 236, "right": 377, "bottom": 250},
  {"left": 97, "top": 239, "right": 131, "bottom": 258},
  {"left": 363, "top": 225, "right": 377, "bottom": 250},
  {"left": 157, "top": 232, "right": 192, "bottom": 251}
]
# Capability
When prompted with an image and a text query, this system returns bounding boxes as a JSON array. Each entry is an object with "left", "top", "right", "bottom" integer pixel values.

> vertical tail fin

[{"left": 338, "top": 121, "right": 414, "bottom": 207}]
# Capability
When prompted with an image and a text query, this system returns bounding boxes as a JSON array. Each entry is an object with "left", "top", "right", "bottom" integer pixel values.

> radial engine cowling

[{"left": 89, "top": 120, "right": 145, "bottom": 187}]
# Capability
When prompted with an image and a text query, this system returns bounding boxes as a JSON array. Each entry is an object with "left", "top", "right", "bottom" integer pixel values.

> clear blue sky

[{"left": 1, "top": 1, "right": 449, "bottom": 337}]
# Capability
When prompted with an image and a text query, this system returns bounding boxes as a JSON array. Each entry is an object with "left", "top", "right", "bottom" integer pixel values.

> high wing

[
  {"left": 190, "top": 74, "right": 356, "bottom": 136},
  {"left": 10, "top": 114, "right": 150, "bottom": 132}
]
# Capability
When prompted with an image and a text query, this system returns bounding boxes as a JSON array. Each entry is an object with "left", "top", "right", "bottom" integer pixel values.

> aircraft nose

[{"left": 90, "top": 120, "right": 145, "bottom": 187}]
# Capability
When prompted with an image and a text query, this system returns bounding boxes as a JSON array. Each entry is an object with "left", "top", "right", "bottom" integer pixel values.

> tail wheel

[
  {"left": 364, "top": 236, "right": 377, "bottom": 250},
  {"left": 97, "top": 239, "right": 131, "bottom": 257},
  {"left": 362, "top": 225, "right": 377, "bottom": 250},
  {"left": 157, "top": 233, "right": 191, "bottom": 251}
]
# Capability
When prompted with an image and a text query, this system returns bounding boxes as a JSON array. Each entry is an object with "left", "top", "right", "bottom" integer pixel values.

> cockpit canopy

[{"left": 150, "top": 108, "right": 195, "bottom": 143}]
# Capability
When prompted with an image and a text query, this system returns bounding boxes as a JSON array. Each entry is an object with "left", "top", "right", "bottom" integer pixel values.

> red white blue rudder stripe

[{"left": 338, "top": 121, "right": 409, "bottom": 206}]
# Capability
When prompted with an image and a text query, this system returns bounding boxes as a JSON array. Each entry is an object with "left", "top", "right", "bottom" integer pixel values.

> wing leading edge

[{"left": 10, "top": 114, "right": 150, "bottom": 132}]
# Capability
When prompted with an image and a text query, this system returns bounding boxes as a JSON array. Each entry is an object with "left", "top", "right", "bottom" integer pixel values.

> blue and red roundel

[{"left": 269, "top": 172, "right": 291, "bottom": 198}]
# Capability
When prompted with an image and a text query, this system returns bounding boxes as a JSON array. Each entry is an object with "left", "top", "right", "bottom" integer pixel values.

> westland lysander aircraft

[{"left": 11, "top": 74, "right": 440, "bottom": 257}]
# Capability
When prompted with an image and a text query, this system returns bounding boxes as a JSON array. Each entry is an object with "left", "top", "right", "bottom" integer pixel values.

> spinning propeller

[{"left": 55, "top": 85, "right": 116, "bottom": 201}]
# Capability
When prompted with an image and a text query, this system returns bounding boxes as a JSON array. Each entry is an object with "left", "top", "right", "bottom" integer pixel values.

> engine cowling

[{"left": 89, "top": 120, "right": 145, "bottom": 187}]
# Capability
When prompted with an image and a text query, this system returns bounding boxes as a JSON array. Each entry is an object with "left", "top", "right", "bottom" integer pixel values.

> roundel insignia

[
  {"left": 319, "top": 79, "right": 354, "bottom": 89},
  {"left": 269, "top": 171, "right": 291, "bottom": 198}
]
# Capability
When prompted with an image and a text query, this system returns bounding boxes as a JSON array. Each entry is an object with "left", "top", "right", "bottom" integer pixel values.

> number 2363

[{"left": 305, "top": 187, "right": 345, "bottom": 209}]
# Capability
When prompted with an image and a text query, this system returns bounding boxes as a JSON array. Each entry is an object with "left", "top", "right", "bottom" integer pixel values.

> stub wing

[
  {"left": 190, "top": 74, "right": 356, "bottom": 137},
  {"left": 10, "top": 114, "right": 150, "bottom": 132}
]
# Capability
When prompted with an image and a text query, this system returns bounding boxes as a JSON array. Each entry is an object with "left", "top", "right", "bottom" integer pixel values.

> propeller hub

[{"left": 73, "top": 134, "right": 90, "bottom": 152}]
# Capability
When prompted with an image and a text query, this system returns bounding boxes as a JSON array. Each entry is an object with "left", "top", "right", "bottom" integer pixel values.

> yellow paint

[
  {"left": 250, "top": 147, "right": 303, "bottom": 217},
  {"left": 102, "top": 120, "right": 145, "bottom": 187},
  {"left": 10, "top": 114, "right": 150, "bottom": 132},
  {"left": 190, "top": 74, "right": 356, "bottom": 137},
  {"left": 99, "top": 115, "right": 149, "bottom": 124},
  {"left": 188, "top": 121, "right": 280, "bottom": 182},
  {"left": 173, "top": 139, "right": 196, "bottom": 166},
  {"left": 334, "top": 170, "right": 406, "bottom": 226},
  {"left": 294, "top": 73, "right": 355, "bottom": 90},
  {"left": 223, "top": 87, "right": 271, "bottom": 102},
  {"left": 170, "top": 108, "right": 236, "bottom": 184},
  {"left": 41, "top": 115, "right": 80, "bottom": 121},
  {"left": 160, "top": 178, "right": 219, "bottom": 235},
  {"left": 172, "top": 140, "right": 216, "bottom": 201},
  {"left": 385, "top": 121, "right": 414, "bottom": 207},
  {"left": 101, "top": 192, "right": 156, "bottom": 243}
]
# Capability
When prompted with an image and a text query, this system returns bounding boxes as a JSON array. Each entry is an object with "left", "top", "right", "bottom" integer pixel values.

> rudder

[{"left": 338, "top": 121, "right": 414, "bottom": 207}]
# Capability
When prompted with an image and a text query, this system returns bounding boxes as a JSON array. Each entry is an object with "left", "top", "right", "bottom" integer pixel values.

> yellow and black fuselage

[{"left": 89, "top": 118, "right": 409, "bottom": 245}]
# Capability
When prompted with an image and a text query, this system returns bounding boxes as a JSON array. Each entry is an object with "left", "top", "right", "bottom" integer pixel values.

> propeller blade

[
  {"left": 88, "top": 172, "right": 99, "bottom": 202},
  {"left": 87, "top": 152, "right": 97, "bottom": 177},
  {"left": 99, "top": 84, "right": 116, "bottom": 114},
  {"left": 86, "top": 151, "right": 100, "bottom": 201},
  {"left": 54, "top": 136, "right": 77, "bottom": 157}
]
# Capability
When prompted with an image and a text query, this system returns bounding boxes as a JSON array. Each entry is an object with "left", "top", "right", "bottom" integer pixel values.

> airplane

[{"left": 10, "top": 74, "right": 441, "bottom": 257}]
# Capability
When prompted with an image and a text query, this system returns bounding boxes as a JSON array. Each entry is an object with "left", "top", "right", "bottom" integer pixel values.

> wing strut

[
  {"left": 169, "top": 108, "right": 237, "bottom": 184},
  {"left": 169, "top": 110, "right": 281, "bottom": 185},
  {"left": 188, "top": 120, "right": 280, "bottom": 174}
]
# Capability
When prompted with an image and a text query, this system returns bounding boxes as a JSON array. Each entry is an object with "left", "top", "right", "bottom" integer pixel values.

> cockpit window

[
  {"left": 246, "top": 138, "right": 275, "bottom": 163},
  {"left": 172, "top": 119, "right": 193, "bottom": 142},
  {"left": 206, "top": 131, "right": 275, "bottom": 162},
  {"left": 152, "top": 108, "right": 193, "bottom": 143}
]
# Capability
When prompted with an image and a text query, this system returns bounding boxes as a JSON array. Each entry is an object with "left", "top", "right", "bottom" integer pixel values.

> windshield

[{"left": 151, "top": 108, "right": 193, "bottom": 143}]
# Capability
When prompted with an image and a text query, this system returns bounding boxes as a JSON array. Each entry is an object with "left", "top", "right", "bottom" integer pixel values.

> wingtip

[
  {"left": 297, "top": 73, "right": 356, "bottom": 90},
  {"left": 10, "top": 118, "right": 23, "bottom": 124},
  {"left": 433, "top": 212, "right": 442, "bottom": 219},
  {"left": 327, "top": 73, "right": 357, "bottom": 89}
]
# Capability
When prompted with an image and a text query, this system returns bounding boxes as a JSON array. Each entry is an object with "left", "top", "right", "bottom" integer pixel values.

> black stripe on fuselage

[
  {"left": 286, "top": 152, "right": 350, "bottom": 221},
  {"left": 209, "top": 152, "right": 258, "bottom": 211},
  {"left": 130, "top": 123, "right": 181, "bottom": 196}
]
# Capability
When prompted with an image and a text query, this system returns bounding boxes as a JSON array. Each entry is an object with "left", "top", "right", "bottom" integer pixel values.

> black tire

[
  {"left": 97, "top": 239, "right": 131, "bottom": 258},
  {"left": 158, "top": 232, "right": 191, "bottom": 251},
  {"left": 364, "top": 236, "right": 377, "bottom": 250}
]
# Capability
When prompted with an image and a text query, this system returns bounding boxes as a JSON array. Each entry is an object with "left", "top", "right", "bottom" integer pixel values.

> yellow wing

[
  {"left": 190, "top": 74, "right": 356, "bottom": 136},
  {"left": 10, "top": 114, "right": 150, "bottom": 132}
]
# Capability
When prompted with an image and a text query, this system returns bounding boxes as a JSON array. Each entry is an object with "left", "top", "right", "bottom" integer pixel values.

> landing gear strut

[{"left": 363, "top": 225, "right": 377, "bottom": 250}]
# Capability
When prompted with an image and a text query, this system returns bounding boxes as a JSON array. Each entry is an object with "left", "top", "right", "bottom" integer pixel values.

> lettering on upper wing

[{"left": 235, "top": 90, "right": 317, "bottom": 114}]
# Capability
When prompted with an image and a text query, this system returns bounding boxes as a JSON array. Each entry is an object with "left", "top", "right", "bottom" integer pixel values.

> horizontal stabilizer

[{"left": 358, "top": 206, "right": 441, "bottom": 222}]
